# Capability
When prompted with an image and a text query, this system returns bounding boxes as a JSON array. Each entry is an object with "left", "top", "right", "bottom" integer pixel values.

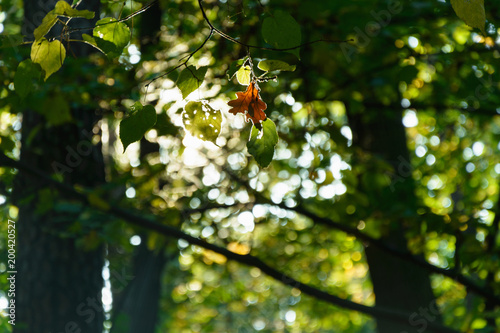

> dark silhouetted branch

[
  {"left": 223, "top": 169, "right": 500, "bottom": 306},
  {"left": 0, "top": 152, "right": 460, "bottom": 332}
]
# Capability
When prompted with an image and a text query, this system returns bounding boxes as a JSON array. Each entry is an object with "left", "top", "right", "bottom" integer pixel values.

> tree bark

[
  {"left": 348, "top": 104, "right": 441, "bottom": 333},
  {"left": 13, "top": 0, "right": 104, "bottom": 332}
]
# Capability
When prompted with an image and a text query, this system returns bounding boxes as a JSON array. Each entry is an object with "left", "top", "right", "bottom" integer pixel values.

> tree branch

[
  {"left": 0, "top": 152, "right": 460, "bottom": 332},
  {"left": 143, "top": 27, "right": 214, "bottom": 95},
  {"left": 197, "top": 0, "right": 352, "bottom": 52},
  {"left": 223, "top": 169, "right": 500, "bottom": 306}
]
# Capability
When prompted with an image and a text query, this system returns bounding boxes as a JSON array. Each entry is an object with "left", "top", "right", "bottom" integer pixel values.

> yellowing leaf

[
  {"left": 54, "top": 1, "right": 94, "bottom": 19},
  {"left": 450, "top": 0, "right": 486, "bottom": 34},
  {"left": 33, "top": 12, "right": 58, "bottom": 41},
  {"left": 30, "top": 38, "right": 66, "bottom": 80},
  {"left": 33, "top": 1, "right": 94, "bottom": 41},
  {"left": 236, "top": 65, "right": 252, "bottom": 85}
]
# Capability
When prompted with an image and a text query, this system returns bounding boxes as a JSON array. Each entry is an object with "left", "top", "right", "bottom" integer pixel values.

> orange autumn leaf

[{"left": 228, "top": 81, "right": 267, "bottom": 124}]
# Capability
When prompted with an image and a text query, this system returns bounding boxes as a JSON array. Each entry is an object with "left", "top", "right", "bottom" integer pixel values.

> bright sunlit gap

[
  {"left": 402, "top": 110, "right": 418, "bottom": 127},
  {"left": 127, "top": 44, "right": 141, "bottom": 64},
  {"left": 125, "top": 187, "right": 136, "bottom": 198},
  {"left": 0, "top": 294, "right": 8, "bottom": 315},
  {"left": 472, "top": 141, "right": 484, "bottom": 156},
  {"left": 237, "top": 211, "right": 255, "bottom": 233},
  {"left": 285, "top": 310, "right": 296, "bottom": 323},
  {"left": 253, "top": 319, "right": 266, "bottom": 330},
  {"left": 101, "top": 262, "right": 113, "bottom": 312},
  {"left": 130, "top": 235, "right": 141, "bottom": 246},
  {"left": 408, "top": 36, "right": 419, "bottom": 48}
]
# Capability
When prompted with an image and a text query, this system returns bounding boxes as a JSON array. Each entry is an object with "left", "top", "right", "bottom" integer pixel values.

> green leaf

[
  {"left": 82, "top": 33, "right": 96, "bottom": 45},
  {"left": 247, "top": 118, "right": 278, "bottom": 168},
  {"left": 14, "top": 59, "right": 41, "bottom": 98},
  {"left": 30, "top": 38, "right": 66, "bottom": 80},
  {"left": 93, "top": 18, "right": 130, "bottom": 58},
  {"left": 33, "top": 2, "right": 95, "bottom": 41},
  {"left": 176, "top": 66, "right": 207, "bottom": 99},
  {"left": 54, "top": 1, "right": 94, "bottom": 19},
  {"left": 40, "top": 95, "right": 73, "bottom": 126},
  {"left": 236, "top": 65, "right": 252, "bottom": 85},
  {"left": 0, "top": 34, "right": 24, "bottom": 49},
  {"left": 262, "top": 11, "right": 301, "bottom": 59},
  {"left": 227, "top": 58, "right": 247, "bottom": 80},
  {"left": 258, "top": 59, "right": 296, "bottom": 72},
  {"left": 130, "top": 101, "right": 143, "bottom": 112},
  {"left": 0, "top": 135, "right": 16, "bottom": 152},
  {"left": 182, "top": 101, "right": 221, "bottom": 144},
  {"left": 450, "top": 0, "right": 486, "bottom": 34},
  {"left": 33, "top": 11, "right": 58, "bottom": 41},
  {"left": 81, "top": 33, "right": 105, "bottom": 52},
  {"left": 154, "top": 112, "right": 178, "bottom": 136},
  {"left": 119, "top": 103, "right": 157, "bottom": 152}
]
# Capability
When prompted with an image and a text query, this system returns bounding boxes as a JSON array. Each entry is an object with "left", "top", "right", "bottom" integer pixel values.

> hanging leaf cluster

[
  {"left": 228, "top": 82, "right": 268, "bottom": 125},
  {"left": 14, "top": 0, "right": 130, "bottom": 93},
  {"left": 12, "top": 2, "right": 303, "bottom": 168}
]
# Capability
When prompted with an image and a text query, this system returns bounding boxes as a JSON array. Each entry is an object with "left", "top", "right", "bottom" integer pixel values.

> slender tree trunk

[
  {"left": 109, "top": 6, "right": 172, "bottom": 331},
  {"left": 347, "top": 104, "right": 440, "bottom": 333},
  {"left": 13, "top": 0, "right": 104, "bottom": 332}
]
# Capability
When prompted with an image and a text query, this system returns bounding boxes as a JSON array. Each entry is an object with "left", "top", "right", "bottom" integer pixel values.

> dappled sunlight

[{"left": 1, "top": 0, "right": 500, "bottom": 331}]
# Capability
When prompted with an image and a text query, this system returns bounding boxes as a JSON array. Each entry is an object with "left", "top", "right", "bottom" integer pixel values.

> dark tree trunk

[
  {"left": 13, "top": 0, "right": 104, "bottom": 332},
  {"left": 110, "top": 241, "right": 167, "bottom": 333},
  {"left": 348, "top": 104, "right": 441, "bottom": 333}
]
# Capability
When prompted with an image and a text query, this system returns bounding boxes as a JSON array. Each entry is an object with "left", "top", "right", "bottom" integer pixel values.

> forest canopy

[{"left": 0, "top": 0, "right": 499, "bottom": 332}]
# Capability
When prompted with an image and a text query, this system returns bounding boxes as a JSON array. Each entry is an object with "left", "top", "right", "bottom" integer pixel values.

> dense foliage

[{"left": 0, "top": 0, "right": 499, "bottom": 332}]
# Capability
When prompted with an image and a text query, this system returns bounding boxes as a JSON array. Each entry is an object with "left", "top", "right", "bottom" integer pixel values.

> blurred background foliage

[{"left": 0, "top": 0, "right": 500, "bottom": 332}]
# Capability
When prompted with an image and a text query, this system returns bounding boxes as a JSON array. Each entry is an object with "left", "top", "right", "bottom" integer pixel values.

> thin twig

[
  {"left": 55, "top": 0, "right": 160, "bottom": 36},
  {"left": 197, "top": 0, "right": 352, "bottom": 52},
  {"left": 143, "top": 28, "right": 215, "bottom": 93}
]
